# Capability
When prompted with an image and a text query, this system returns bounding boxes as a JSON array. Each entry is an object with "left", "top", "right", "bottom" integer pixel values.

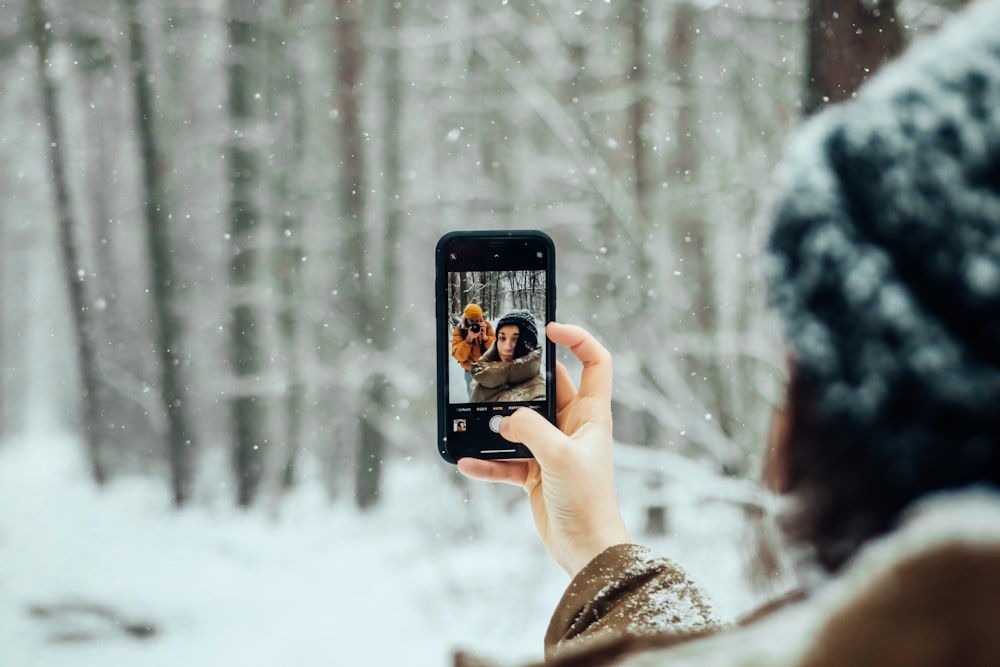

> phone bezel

[{"left": 435, "top": 230, "right": 556, "bottom": 464}]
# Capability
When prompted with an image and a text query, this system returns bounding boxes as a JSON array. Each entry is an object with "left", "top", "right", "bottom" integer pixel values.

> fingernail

[{"left": 498, "top": 416, "right": 511, "bottom": 436}]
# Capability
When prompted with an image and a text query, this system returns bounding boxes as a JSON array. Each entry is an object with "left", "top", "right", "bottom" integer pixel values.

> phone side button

[{"left": 488, "top": 415, "right": 503, "bottom": 433}]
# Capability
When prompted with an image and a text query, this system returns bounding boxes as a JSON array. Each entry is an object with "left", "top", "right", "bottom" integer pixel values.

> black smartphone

[{"left": 435, "top": 230, "right": 556, "bottom": 463}]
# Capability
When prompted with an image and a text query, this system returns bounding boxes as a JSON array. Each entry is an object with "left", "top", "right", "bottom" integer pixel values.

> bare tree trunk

[
  {"left": 347, "top": 0, "right": 407, "bottom": 507},
  {"left": 29, "top": 0, "right": 106, "bottom": 484},
  {"left": 379, "top": 0, "right": 403, "bottom": 331},
  {"left": 227, "top": 0, "right": 270, "bottom": 507},
  {"left": 668, "top": 4, "right": 697, "bottom": 194},
  {"left": 333, "top": 0, "right": 384, "bottom": 510},
  {"left": 626, "top": 0, "right": 671, "bottom": 450},
  {"left": 0, "top": 228, "right": 3, "bottom": 437},
  {"left": 271, "top": 0, "right": 309, "bottom": 491},
  {"left": 665, "top": 2, "right": 733, "bottom": 445},
  {"left": 334, "top": 0, "right": 369, "bottom": 338},
  {"left": 125, "top": 0, "right": 195, "bottom": 504},
  {"left": 0, "top": 143, "right": 6, "bottom": 435},
  {"left": 805, "top": 0, "right": 905, "bottom": 114},
  {"left": 355, "top": 372, "right": 387, "bottom": 508},
  {"left": 627, "top": 0, "right": 653, "bottom": 229}
]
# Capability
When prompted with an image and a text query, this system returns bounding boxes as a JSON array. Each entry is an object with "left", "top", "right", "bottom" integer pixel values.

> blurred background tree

[{"left": 0, "top": 0, "right": 955, "bottom": 588}]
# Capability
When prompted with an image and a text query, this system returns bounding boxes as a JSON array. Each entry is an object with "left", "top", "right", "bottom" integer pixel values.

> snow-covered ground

[{"left": 0, "top": 432, "right": 766, "bottom": 667}]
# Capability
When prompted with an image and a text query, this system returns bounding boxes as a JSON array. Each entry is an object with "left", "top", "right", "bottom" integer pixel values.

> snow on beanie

[
  {"left": 765, "top": 1, "right": 1000, "bottom": 485},
  {"left": 495, "top": 310, "right": 539, "bottom": 350}
]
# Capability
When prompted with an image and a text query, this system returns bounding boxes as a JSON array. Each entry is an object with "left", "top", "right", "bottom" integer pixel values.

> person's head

[
  {"left": 764, "top": 3, "right": 1000, "bottom": 572},
  {"left": 462, "top": 303, "right": 485, "bottom": 330},
  {"left": 494, "top": 310, "right": 539, "bottom": 362}
]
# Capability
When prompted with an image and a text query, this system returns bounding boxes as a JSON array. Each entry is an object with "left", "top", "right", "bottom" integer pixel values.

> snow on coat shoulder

[{"left": 615, "top": 490, "right": 1000, "bottom": 667}]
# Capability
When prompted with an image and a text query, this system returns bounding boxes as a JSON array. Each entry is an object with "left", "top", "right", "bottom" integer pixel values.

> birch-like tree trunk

[
  {"left": 271, "top": 2, "right": 308, "bottom": 492},
  {"left": 227, "top": 0, "right": 275, "bottom": 507},
  {"left": 30, "top": 0, "right": 106, "bottom": 484},
  {"left": 125, "top": 0, "right": 196, "bottom": 504}
]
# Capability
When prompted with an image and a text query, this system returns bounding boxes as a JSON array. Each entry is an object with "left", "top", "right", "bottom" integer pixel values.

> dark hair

[
  {"left": 780, "top": 362, "right": 1000, "bottom": 572},
  {"left": 762, "top": 3, "right": 1000, "bottom": 572}
]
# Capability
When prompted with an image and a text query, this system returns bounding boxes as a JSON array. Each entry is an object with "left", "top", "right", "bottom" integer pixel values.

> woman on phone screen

[{"left": 470, "top": 310, "right": 545, "bottom": 403}]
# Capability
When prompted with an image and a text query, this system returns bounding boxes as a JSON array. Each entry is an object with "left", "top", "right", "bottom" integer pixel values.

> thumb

[{"left": 500, "top": 407, "right": 566, "bottom": 467}]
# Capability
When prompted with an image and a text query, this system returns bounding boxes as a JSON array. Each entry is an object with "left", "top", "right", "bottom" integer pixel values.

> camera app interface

[{"left": 446, "top": 268, "right": 548, "bottom": 450}]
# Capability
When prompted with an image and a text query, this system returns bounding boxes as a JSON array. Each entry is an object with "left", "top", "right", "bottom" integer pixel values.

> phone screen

[{"left": 435, "top": 231, "right": 556, "bottom": 463}]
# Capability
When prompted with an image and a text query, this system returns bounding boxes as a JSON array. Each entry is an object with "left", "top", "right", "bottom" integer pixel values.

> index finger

[
  {"left": 554, "top": 360, "right": 577, "bottom": 413},
  {"left": 546, "top": 322, "right": 612, "bottom": 402}
]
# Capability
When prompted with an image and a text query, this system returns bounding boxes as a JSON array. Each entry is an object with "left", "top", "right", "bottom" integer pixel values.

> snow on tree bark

[{"left": 124, "top": 0, "right": 198, "bottom": 505}]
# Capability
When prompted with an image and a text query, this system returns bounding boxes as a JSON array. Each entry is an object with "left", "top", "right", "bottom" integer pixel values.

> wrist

[{"left": 564, "top": 525, "right": 632, "bottom": 577}]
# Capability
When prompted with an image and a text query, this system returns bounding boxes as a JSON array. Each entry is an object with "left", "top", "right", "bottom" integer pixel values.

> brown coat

[
  {"left": 469, "top": 345, "right": 546, "bottom": 403},
  {"left": 455, "top": 492, "right": 1000, "bottom": 667}
]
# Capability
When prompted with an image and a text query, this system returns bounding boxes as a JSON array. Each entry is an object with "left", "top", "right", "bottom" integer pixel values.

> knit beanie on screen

[
  {"left": 495, "top": 310, "right": 539, "bottom": 350},
  {"left": 463, "top": 304, "right": 484, "bottom": 320},
  {"left": 765, "top": 1, "right": 1000, "bottom": 487}
]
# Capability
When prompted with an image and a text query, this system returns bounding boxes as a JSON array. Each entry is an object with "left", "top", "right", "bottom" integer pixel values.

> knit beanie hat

[
  {"left": 495, "top": 310, "right": 539, "bottom": 350},
  {"left": 463, "top": 304, "right": 484, "bottom": 320},
  {"left": 765, "top": 1, "right": 1000, "bottom": 488}
]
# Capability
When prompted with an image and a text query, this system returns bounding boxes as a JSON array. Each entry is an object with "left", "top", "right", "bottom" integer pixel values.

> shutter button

[{"left": 489, "top": 415, "right": 503, "bottom": 433}]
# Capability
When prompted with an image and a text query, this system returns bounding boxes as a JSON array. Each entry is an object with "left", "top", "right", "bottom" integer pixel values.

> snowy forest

[
  {"left": 0, "top": 0, "right": 961, "bottom": 665},
  {"left": 447, "top": 270, "right": 546, "bottom": 328}
]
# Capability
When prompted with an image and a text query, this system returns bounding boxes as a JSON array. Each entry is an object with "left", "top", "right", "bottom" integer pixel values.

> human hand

[{"left": 457, "top": 322, "right": 630, "bottom": 577}]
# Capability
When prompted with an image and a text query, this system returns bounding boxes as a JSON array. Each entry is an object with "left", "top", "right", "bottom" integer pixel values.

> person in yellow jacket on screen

[{"left": 451, "top": 303, "right": 495, "bottom": 400}]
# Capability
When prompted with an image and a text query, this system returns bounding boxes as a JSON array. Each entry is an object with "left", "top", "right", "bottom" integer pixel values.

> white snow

[
  {"left": 964, "top": 254, "right": 1000, "bottom": 297},
  {"left": 0, "top": 432, "right": 565, "bottom": 667},
  {"left": 0, "top": 431, "right": 764, "bottom": 667}
]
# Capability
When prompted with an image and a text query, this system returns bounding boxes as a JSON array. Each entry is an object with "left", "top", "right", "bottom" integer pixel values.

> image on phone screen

[{"left": 436, "top": 232, "right": 555, "bottom": 463}]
